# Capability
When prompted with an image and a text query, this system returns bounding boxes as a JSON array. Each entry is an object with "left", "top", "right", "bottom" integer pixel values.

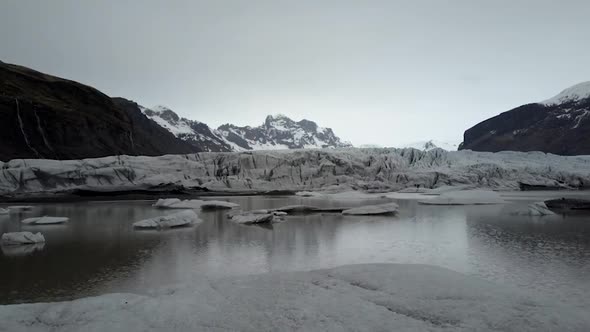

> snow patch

[{"left": 541, "top": 81, "right": 590, "bottom": 105}]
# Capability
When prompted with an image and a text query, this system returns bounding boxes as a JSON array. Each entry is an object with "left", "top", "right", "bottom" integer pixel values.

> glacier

[{"left": 0, "top": 148, "right": 588, "bottom": 196}]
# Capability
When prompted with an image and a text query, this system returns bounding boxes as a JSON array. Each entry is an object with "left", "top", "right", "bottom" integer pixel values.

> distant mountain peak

[
  {"left": 399, "top": 140, "right": 459, "bottom": 151},
  {"left": 141, "top": 107, "right": 351, "bottom": 152},
  {"left": 540, "top": 81, "right": 590, "bottom": 106}
]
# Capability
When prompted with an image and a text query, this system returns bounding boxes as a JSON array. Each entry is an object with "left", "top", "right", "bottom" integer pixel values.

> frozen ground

[
  {"left": 0, "top": 263, "right": 587, "bottom": 331},
  {"left": 0, "top": 148, "right": 589, "bottom": 195}
]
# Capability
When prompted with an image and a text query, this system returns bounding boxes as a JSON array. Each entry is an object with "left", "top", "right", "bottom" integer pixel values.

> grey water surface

[{"left": 1, "top": 193, "right": 589, "bottom": 309}]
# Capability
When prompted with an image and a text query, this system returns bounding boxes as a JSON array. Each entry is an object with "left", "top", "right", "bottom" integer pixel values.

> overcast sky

[{"left": 1, "top": 1, "right": 590, "bottom": 147}]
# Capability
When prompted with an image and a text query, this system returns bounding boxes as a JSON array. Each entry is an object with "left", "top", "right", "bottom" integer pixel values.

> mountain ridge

[
  {"left": 142, "top": 107, "right": 352, "bottom": 152},
  {"left": 460, "top": 81, "right": 590, "bottom": 155}
]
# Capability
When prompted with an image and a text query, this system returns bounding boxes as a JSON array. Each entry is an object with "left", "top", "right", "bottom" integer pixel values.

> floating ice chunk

[
  {"left": 133, "top": 210, "right": 201, "bottom": 229},
  {"left": 397, "top": 187, "right": 430, "bottom": 193},
  {"left": 421, "top": 185, "right": 477, "bottom": 195},
  {"left": 419, "top": 190, "right": 505, "bottom": 205},
  {"left": 21, "top": 216, "right": 69, "bottom": 225},
  {"left": 0, "top": 208, "right": 8, "bottom": 215},
  {"left": 342, "top": 203, "right": 399, "bottom": 215},
  {"left": 511, "top": 202, "right": 556, "bottom": 216},
  {"left": 230, "top": 213, "right": 274, "bottom": 224},
  {"left": 200, "top": 200, "right": 239, "bottom": 210},
  {"left": 153, "top": 199, "right": 204, "bottom": 209},
  {"left": 273, "top": 205, "right": 320, "bottom": 213},
  {"left": 1, "top": 232, "right": 45, "bottom": 246},
  {"left": 295, "top": 191, "right": 324, "bottom": 197},
  {"left": 7, "top": 206, "right": 34, "bottom": 212},
  {"left": 152, "top": 198, "right": 182, "bottom": 208},
  {"left": 1, "top": 242, "right": 45, "bottom": 256}
]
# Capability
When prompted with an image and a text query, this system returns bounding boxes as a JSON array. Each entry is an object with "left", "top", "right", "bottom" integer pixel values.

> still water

[{"left": 1, "top": 193, "right": 589, "bottom": 308}]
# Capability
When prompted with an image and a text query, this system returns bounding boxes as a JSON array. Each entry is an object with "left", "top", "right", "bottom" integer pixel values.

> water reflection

[{"left": 0, "top": 196, "right": 589, "bottom": 309}]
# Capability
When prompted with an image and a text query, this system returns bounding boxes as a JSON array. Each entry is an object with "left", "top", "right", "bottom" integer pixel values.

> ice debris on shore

[{"left": 0, "top": 263, "right": 588, "bottom": 331}]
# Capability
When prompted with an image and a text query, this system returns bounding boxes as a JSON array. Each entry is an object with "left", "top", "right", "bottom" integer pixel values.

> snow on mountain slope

[
  {"left": 461, "top": 81, "right": 590, "bottom": 155},
  {"left": 142, "top": 107, "right": 352, "bottom": 152},
  {"left": 218, "top": 114, "right": 353, "bottom": 151},
  {"left": 541, "top": 81, "right": 590, "bottom": 106},
  {"left": 141, "top": 106, "right": 233, "bottom": 152},
  {"left": 399, "top": 140, "right": 459, "bottom": 151}
]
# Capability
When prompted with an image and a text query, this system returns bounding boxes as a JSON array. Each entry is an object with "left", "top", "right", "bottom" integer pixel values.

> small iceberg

[
  {"left": 7, "top": 206, "right": 34, "bottom": 212},
  {"left": 249, "top": 209, "right": 288, "bottom": 216},
  {"left": 1, "top": 232, "right": 46, "bottom": 246},
  {"left": 1, "top": 242, "right": 45, "bottom": 257},
  {"left": 133, "top": 210, "right": 201, "bottom": 229},
  {"left": 0, "top": 208, "right": 8, "bottom": 215},
  {"left": 272, "top": 205, "right": 349, "bottom": 214},
  {"left": 152, "top": 198, "right": 203, "bottom": 209},
  {"left": 153, "top": 198, "right": 183, "bottom": 208},
  {"left": 295, "top": 191, "right": 324, "bottom": 197},
  {"left": 397, "top": 187, "right": 430, "bottom": 193},
  {"left": 200, "top": 200, "right": 239, "bottom": 210},
  {"left": 153, "top": 198, "right": 239, "bottom": 210},
  {"left": 21, "top": 216, "right": 69, "bottom": 225},
  {"left": 230, "top": 213, "right": 274, "bottom": 224},
  {"left": 510, "top": 202, "right": 556, "bottom": 216},
  {"left": 419, "top": 190, "right": 505, "bottom": 205},
  {"left": 342, "top": 203, "right": 399, "bottom": 215}
]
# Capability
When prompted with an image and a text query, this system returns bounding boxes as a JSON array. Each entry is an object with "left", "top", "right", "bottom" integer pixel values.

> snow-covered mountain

[
  {"left": 141, "top": 108, "right": 352, "bottom": 152},
  {"left": 141, "top": 106, "right": 233, "bottom": 152},
  {"left": 461, "top": 81, "right": 590, "bottom": 155},
  {"left": 399, "top": 140, "right": 459, "bottom": 151}
]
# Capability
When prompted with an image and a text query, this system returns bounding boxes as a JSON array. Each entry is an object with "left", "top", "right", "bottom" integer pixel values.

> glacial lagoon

[{"left": 1, "top": 192, "right": 589, "bottom": 310}]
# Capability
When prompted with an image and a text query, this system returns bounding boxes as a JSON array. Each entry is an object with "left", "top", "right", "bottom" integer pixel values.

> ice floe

[
  {"left": 419, "top": 190, "right": 506, "bottom": 205},
  {"left": 21, "top": 216, "right": 69, "bottom": 225},
  {"left": 133, "top": 210, "right": 201, "bottom": 229},
  {"left": 1, "top": 232, "right": 45, "bottom": 246},
  {"left": 0, "top": 263, "right": 587, "bottom": 331},
  {"left": 230, "top": 213, "right": 274, "bottom": 224},
  {"left": 200, "top": 200, "right": 239, "bottom": 210},
  {"left": 7, "top": 206, "right": 34, "bottom": 212},
  {"left": 342, "top": 203, "right": 399, "bottom": 215},
  {"left": 510, "top": 202, "right": 556, "bottom": 216},
  {"left": 153, "top": 198, "right": 238, "bottom": 210},
  {"left": 0, "top": 208, "right": 8, "bottom": 214}
]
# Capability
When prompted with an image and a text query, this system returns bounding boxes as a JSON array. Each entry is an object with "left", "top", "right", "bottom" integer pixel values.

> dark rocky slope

[
  {"left": 0, "top": 61, "right": 196, "bottom": 161},
  {"left": 460, "top": 82, "right": 590, "bottom": 155}
]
